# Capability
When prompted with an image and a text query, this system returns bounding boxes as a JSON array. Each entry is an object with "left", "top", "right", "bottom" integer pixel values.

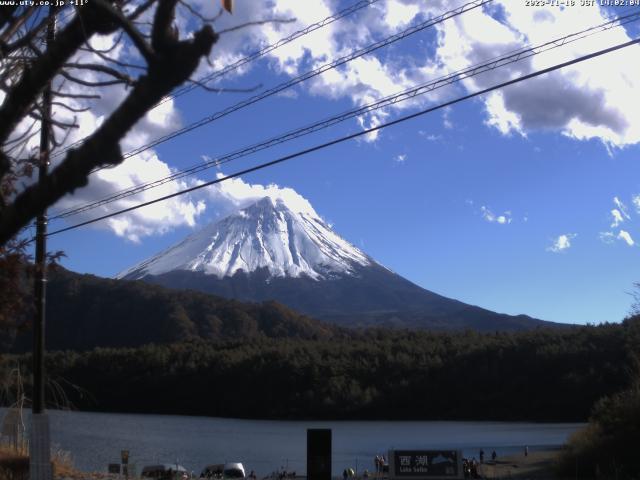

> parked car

[
  {"left": 223, "top": 463, "right": 245, "bottom": 479},
  {"left": 142, "top": 464, "right": 190, "bottom": 480},
  {"left": 200, "top": 464, "right": 224, "bottom": 479},
  {"left": 200, "top": 463, "right": 245, "bottom": 480}
]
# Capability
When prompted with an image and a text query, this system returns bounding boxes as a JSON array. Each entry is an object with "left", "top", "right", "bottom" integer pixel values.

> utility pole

[{"left": 31, "top": 7, "right": 55, "bottom": 480}]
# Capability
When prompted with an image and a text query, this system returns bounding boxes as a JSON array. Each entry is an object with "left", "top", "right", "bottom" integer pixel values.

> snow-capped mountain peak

[{"left": 117, "top": 196, "right": 371, "bottom": 281}]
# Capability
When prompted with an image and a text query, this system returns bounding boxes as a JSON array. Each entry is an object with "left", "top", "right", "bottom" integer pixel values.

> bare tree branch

[
  {"left": 1, "top": 9, "right": 48, "bottom": 58},
  {"left": 78, "top": 30, "right": 124, "bottom": 55},
  {"left": 178, "top": 1, "right": 223, "bottom": 24},
  {"left": 93, "top": 0, "right": 156, "bottom": 64},
  {"left": 0, "top": 6, "right": 37, "bottom": 50},
  {"left": 59, "top": 70, "right": 129, "bottom": 87},
  {"left": 0, "top": 17, "right": 218, "bottom": 244},
  {"left": 0, "top": 6, "right": 19, "bottom": 32},
  {"left": 186, "top": 77, "right": 262, "bottom": 94},
  {"left": 217, "top": 18, "right": 296, "bottom": 35},
  {"left": 63, "top": 62, "right": 135, "bottom": 84},
  {"left": 152, "top": 0, "right": 179, "bottom": 51},
  {"left": 0, "top": 7, "right": 112, "bottom": 150},
  {"left": 52, "top": 90, "right": 101, "bottom": 100},
  {"left": 79, "top": 46, "right": 146, "bottom": 71},
  {"left": 127, "top": 0, "right": 157, "bottom": 22},
  {"left": 2, "top": 119, "right": 38, "bottom": 147},
  {"left": 28, "top": 110, "right": 78, "bottom": 129},
  {"left": 50, "top": 101, "right": 91, "bottom": 114}
]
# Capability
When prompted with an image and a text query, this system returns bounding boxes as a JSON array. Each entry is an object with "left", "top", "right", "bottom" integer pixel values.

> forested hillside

[
  {"left": 7, "top": 317, "right": 639, "bottom": 421},
  {"left": 9, "top": 268, "right": 337, "bottom": 351}
]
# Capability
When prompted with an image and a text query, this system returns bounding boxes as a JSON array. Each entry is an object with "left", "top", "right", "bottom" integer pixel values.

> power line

[
  {"left": 50, "top": 0, "right": 381, "bottom": 158},
  {"left": 166, "top": 0, "right": 383, "bottom": 103},
  {"left": 50, "top": 10, "right": 640, "bottom": 221},
  {"left": 50, "top": 0, "right": 491, "bottom": 218},
  {"left": 51, "top": 0, "right": 492, "bottom": 164},
  {"left": 44, "top": 36, "right": 640, "bottom": 238}
]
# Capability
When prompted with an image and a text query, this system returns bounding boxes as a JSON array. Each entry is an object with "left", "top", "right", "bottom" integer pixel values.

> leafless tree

[
  {"left": 0, "top": 1, "right": 290, "bottom": 339},
  {"left": 0, "top": 0, "right": 241, "bottom": 248}
]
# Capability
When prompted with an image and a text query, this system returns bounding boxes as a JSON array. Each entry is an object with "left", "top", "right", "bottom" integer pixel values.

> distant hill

[
  {"left": 11, "top": 267, "right": 337, "bottom": 352},
  {"left": 119, "top": 196, "right": 561, "bottom": 331}
]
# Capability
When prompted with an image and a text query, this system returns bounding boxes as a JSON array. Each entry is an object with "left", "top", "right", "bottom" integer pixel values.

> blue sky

[{"left": 39, "top": 0, "right": 640, "bottom": 325}]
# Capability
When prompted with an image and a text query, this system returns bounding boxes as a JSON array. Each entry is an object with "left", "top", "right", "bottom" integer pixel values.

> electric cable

[
  {"left": 43, "top": 36, "right": 640, "bottom": 238},
  {"left": 50, "top": 10, "right": 640, "bottom": 221},
  {"left": 50, "top": 0, "right": 492, "bottom": 163},
  {"left": 50, "top": 0, "right": 382, "bottom": 157}
]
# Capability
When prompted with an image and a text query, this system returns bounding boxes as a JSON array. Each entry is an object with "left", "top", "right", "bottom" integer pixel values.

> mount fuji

[{"left": 119, "top": 196, "right": 553, "bottom": 331}]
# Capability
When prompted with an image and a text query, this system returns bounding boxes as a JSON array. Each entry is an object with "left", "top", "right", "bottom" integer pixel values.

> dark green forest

[
  {"left": 5, "top": 268, "right": 338, "bottom": 352},
  {"left": 5, "top": 316, "right": 640, "bottom": 422}
]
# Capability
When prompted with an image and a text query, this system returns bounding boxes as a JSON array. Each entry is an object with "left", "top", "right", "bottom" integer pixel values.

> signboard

[
  {"left": 389, "top": 450, "right": 463, "bottom": 480},
  {"left": 121, "top": 450, "right": 129, "bottom": 464},
  {"left": 108, "top": 464, "right": 121, "bottom": 474}
]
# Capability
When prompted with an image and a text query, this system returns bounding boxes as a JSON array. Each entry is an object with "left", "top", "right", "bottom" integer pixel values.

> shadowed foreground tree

[
  {"left": 556, "top": 315, "right": 640, "bottom": 479},
  {"left": 0, "top": 1, "right": 283, "bottom": 340},
  {"left": 0, "top": 0, "right": 223, "bottom": 246}
]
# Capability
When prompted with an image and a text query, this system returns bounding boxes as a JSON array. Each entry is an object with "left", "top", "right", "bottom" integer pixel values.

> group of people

[
  {"left": 462, "top": 450, "right": 498, "bottom": 479},
  {"left": 461, "top": 458, "right": 479, "bottom": 479},
  {"left": 477, "top": 449, "right": 497, "bottom": 464},
  {"left": 373, "top": 455, "right": 387, "bottom": 474},
  {"left": 340, "top": 455, "right": 387, "bottom": 480}
]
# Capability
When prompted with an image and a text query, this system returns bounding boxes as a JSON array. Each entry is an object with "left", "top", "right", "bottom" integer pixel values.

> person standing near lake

[
  {"left": 524, "top": 446, "right": 528, "bottom": 457},
  {"left": 479, "top": 450, "right": 484, "bottom": 464}
]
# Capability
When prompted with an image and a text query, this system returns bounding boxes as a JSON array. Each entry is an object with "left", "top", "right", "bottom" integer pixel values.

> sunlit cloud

[{"left": 547, "top": 233, "right": 576, "bottom": 253}]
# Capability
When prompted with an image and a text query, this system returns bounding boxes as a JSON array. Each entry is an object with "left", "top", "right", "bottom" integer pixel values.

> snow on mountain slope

[{"left": 117, "top": 196, "right": 371, "bottom": 281}]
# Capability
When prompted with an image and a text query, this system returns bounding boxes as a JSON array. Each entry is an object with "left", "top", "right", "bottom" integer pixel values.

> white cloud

[
  {"left": 611, "top": 209, "right": 625, "bottom": 228},
  {"left": 613, "top": 196, "right": 630, "bottom": 219},
  {"left": 547, "top": 233, "right": 576, "bottom": 253},
  {"left": 394, "top": 154, "right": 407, "bottom": 163},
  {"left": 434, "top": 2, "right": 640, "bottom": 148},
  {"left": 54, "top": 151, "right": 206, "bottom": 243},
  {"left": 600, "top": 230, "right": 635, "bottom": 247},
  {"left": 617, "top": 230, "right": 635, "bottom": 247},
  {"left": 205, "top": 173, "right": 318, "bottom": 219},
  {"left": 419, "top": 131, "right": 442, "bottom": 141},
  {"left": 632, "top": 194, "right": 640, "bottom": 213},
  {"left": 33, "top": 0, "right": 640, "bottom": 244},
  {"left": 480, "top": 206, "right": 512, "bottom": 225},
  {"left": 601, "top": 197, "right": 636, "bottom": 248},
  {"left": 442, "top": 107, "right": 454, "bottom": 130},
  {"left": 484, "top": 92, "right": 525, "bottom": 137},
  {"left": 599, "top": 231, "right": 615, "bottom": 244},
  {"left": 194, "top": 0, "right": 639, "bottom": 147}
]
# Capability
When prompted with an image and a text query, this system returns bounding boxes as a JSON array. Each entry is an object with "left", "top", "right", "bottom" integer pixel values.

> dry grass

[
  {"left": 0, "top": 442, "right": 86, "bottom": 480},
  {"left": 0, "top": 444, "right": 28, "bottom": 480}
]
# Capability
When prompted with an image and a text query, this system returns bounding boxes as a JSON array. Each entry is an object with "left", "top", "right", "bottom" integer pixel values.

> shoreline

[
  {"left": 1, "top": 406, "right": 587, "bottom": 424},
  {"left": 478, "top": 448, "right": 563, "bottom": 479}
]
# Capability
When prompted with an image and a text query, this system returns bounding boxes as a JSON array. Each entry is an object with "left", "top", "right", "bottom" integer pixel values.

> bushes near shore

[{"left": 557, "top": 382, "right": 640, "bottom": 479}]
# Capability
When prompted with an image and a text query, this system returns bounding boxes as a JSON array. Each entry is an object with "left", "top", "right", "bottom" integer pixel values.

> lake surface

[{"left": 3, "top": 409, "right": 584, "bottom": 476}]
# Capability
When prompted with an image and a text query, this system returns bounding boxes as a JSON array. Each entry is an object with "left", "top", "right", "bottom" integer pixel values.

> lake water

[{"left": 3, "top": 409, "right": 584, "bottom": 477}]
